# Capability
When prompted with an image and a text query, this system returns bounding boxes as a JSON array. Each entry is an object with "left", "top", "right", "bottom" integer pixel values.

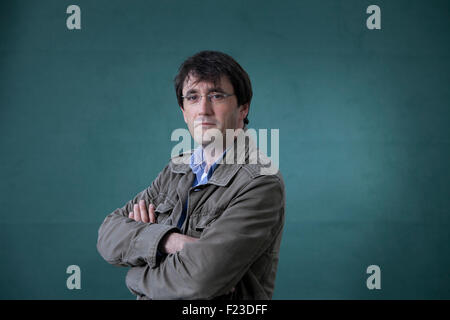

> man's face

[{"left": 180, "top": 74, "right": 249, "bottom": 147}]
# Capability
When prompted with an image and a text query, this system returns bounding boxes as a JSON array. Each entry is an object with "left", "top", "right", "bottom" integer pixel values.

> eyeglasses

[{"left": 182, "top": 92, "right": 234, "bottom": 106}]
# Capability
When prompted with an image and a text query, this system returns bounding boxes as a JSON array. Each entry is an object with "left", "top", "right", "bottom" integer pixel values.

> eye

[
  {"left": 210, "top": 93, "right": 225, "bottom": 101},
  {"left": 186, "top": 94, "right": 199, "bottom": 102}
]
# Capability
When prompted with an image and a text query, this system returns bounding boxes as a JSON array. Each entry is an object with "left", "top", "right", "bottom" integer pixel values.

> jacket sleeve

[
  {"left": 125, "top": 174, "right": 285, "bottom": 299},
  {"left": 97, "top": 165, "right": 179, "bottom": 268}
]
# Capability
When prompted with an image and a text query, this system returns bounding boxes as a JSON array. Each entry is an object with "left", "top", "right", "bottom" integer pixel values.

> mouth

[{"left": 196, "top": 122, "right": 216, "bottom": 127}]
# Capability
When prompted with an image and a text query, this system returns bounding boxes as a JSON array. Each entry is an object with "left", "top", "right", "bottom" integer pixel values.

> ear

[{"left": 239, "top": 103, "right": 249, "bottom": 122}]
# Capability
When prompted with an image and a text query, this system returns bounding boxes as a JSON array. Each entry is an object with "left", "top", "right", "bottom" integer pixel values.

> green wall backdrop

[{"left": 0, "top": 0, "right": 449, "bottom": 299}]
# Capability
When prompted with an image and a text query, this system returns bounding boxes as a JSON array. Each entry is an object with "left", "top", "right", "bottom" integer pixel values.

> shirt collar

[{"left": 189, "top": 146, "right": 229, "bottom": 179}]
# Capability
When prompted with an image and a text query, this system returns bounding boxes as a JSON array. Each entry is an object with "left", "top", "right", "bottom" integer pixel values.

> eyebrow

[{"left": 184, "top": 87, "right": 226, "bottom": 95}]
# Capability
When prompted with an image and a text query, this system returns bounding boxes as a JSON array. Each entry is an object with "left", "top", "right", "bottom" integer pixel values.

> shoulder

[
  {"left": 228, "top": 156, "right": 284, "bottom": 207},
  {"left": 240, "top": 149, "right": 283, "bottom": 184}
]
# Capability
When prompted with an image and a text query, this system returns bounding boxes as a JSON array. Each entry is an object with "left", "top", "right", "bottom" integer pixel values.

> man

[{"left": 97, "top": 50, "right": 285, "bottom": 299}]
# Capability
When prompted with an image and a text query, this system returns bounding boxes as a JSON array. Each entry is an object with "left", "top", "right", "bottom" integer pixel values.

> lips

[{"left": 195, "top": 121, "right": 216, "bottom": 127}]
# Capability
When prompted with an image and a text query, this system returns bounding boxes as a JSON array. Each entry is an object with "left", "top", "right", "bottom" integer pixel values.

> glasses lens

[
  {"left": 210, "top": 94, "right": 226, "bottom": 102},
  {"left": 185, "top": 94, "right": 199, "bottom": 104}
]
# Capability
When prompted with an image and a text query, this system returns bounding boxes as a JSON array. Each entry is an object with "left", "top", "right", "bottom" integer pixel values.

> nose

[{"left": 198, "top": 95, "right": 214, "bottom": 115}]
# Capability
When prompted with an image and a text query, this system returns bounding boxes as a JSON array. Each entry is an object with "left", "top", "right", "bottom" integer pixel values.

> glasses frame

[{"left": 181, "top": 92, "right": 235, "bottom": 105}]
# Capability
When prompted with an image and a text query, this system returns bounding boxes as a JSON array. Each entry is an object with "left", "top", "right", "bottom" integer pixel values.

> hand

[
  {"left": 129, "top": 200, "right": 198, "bottom": 254},
  {"left": 129, "top": 199, "right": 156, "bottom": 223}
]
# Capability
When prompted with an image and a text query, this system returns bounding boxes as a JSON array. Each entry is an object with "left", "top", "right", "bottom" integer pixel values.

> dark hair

[{"left": 174, "top": 50, "right": 252, "bottom": 126}]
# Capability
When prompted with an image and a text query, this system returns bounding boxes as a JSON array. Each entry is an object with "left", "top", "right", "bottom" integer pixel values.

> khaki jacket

[{"left": 97, "top": 134, "right": 285, "bottom": 299}]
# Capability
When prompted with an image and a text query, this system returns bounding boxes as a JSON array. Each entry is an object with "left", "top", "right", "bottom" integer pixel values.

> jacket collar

[{"left": 170, "top": 152, "right": 242, "bottom": 187}]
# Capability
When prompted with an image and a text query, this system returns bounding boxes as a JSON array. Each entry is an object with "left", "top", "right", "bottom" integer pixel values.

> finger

[
  {"left": 149, "top": 204, "right": 156, "bottom": 223},
  {"left": 139, "top": 200, "right": 149, "bottom": 223},
  {"left": 133, "top": 203, "right": 141, "bottom": 222},
  {"left": 128, "top": 211, "right": 134, "bottom": 220}
]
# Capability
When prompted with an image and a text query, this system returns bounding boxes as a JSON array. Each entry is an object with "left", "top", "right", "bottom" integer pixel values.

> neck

[
  {"left": 201, "top": 142, "right": 225, "bottom": 172},
  {"left": 200, "top": 125, "right": 246, "bottom": 171}
]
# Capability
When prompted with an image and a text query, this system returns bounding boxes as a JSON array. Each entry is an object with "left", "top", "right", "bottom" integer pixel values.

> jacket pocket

[
  {"left": 190, "top": 206, "right": 225, "bottom": 236},
  {"left": 155, "top": 201, "right": 174, "bottom": 224}
]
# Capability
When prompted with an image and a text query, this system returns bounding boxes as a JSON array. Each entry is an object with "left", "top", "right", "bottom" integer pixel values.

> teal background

[{"left": 1, "top": 0, "right": 449, "bottom": 299}]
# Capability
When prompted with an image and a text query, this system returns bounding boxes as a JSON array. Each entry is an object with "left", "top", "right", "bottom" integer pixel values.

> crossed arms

[{"left": 97, "top": 168, "right": 284, "bottom": 299}]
